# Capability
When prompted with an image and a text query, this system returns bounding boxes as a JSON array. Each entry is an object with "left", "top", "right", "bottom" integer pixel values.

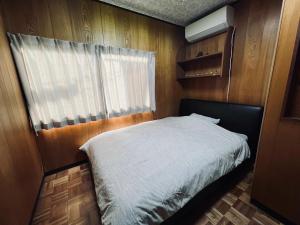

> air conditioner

[{"left": 185, "top": 6, "right": 234, "bottom": 43}]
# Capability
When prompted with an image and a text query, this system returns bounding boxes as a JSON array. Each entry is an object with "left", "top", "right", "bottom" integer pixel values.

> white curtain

[
  {"left": 100, "top": 46, "right": 155, "bottom": 117},
  {"left": 8, "top": 33, "right": 156, "bottom": 131}
]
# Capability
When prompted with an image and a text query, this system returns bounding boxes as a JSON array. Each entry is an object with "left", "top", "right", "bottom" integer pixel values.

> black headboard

[{"left": 179, "top": 99, "right": 263, "bottom": 159}]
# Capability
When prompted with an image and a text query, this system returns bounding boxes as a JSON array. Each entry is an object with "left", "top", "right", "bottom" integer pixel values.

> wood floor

[{"left": 32, "top": 164, "right": 284, "bottom": 225}]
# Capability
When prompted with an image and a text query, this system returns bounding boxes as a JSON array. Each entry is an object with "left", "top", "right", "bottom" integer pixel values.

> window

[
  {"left": 8, "top": 33, "right": 155, "bottom": 131},
  {"left": 100, "top": 46, "right": 155, "bottom": 117}
]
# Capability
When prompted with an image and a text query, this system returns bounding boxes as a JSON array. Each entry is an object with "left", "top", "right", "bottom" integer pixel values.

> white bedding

[{"left": 80, "top": 116, "right": 250, "bottom": 225}]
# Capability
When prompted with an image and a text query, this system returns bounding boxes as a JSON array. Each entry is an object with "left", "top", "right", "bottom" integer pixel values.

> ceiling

[{"left": 98, "top": 0, "right": 237, "bottom": 26}]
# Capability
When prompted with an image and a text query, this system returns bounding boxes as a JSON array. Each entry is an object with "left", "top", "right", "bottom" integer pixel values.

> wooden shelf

[
  {"left": 177, "top": 52, "right": 223, "bottom": 65},
  {"left": 176, "top": 28, "right": 233, "bottom": 80},
  {"left": 177, "top": 73, "right": 221, "bottom": 80}
]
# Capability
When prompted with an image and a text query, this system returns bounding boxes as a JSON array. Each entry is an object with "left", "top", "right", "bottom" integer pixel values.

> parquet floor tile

[{"left": 32, "top": 164, "right": 284, "bottom": 225}]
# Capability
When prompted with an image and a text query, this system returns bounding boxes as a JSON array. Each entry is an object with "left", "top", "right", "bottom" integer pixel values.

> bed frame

[
  {"left": 87, "top": 98, "right": 264, "bottom": 225},
  {"left": 162, "top": 99, "right": 264, "bottom": 225}
]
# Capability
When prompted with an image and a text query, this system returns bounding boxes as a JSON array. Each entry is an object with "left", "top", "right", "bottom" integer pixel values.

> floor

[{"left": 32, "top": 163, "right": 284, "bottom": 225}]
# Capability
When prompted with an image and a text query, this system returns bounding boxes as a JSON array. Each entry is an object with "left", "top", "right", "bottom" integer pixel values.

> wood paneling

[
  {"left": 252, "top": 0, "right": 300, "bottom": 224},
  {"left": 37, "top": 113, "right": 154, "bottom": 171},
  {"left": 0, "top": 0, "right": 283, "bottom": 174},
  {"left": 181, "top": 0, "right": 283, "bottom": 106},
  {"left": 0, "top": 4, "right": 43, "bottom": 225},
  {"left": 1, "top": 0, "right": 185, "bottom": 172}
]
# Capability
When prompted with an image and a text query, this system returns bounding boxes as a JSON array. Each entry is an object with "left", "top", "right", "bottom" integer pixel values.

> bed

[{"left": 80, "top": 99, "right": 263, "bottom": 225}]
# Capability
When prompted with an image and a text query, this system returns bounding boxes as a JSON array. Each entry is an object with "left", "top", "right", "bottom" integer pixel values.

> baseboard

[
  {"left": 29, "top": 175, "right": 44, "bottom": 225},
  {"left": 251, "top": 199, "right": 296, "bottom": 225},
  {"left": 44, "top": 160, "right": 88, "bottom": 176}
]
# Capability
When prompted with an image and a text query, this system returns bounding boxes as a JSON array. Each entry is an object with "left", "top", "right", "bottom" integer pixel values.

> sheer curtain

[
  {"left": 9, "top": 33, "right": 106, "bottom": 131},
  {"left": 100, "top": 46, "right": 155, "bottom": 117},
  {"left": 8, "top": 33, "right": 155, "bottom": 131}
]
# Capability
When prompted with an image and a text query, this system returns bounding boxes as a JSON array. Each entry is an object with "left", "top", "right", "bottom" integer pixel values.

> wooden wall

[
  {"left": 0, "top": 0, "right": 285, "bottom": 223},
  {"left": 0, "top": 0, "right": 185, "bottom": 172},
  {"left": 0, "top": 0, "right": 283, "bottom": 173},
  {"left": 252, "top": 0, "right": 300, "bottom": 223},
  {"left": 0, "top": 5, "right": 43, "bottom": 225},
  {"left": 181, "top": 0, "right": 283, "bottom": 106}
]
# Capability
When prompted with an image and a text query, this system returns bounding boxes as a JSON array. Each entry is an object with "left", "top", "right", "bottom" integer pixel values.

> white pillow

[
  {"left": 233, "top": 132, "right": 248, "bottom": 140},
  {"left": 189, "top": 113, "right": 220, "bottom": 124}
]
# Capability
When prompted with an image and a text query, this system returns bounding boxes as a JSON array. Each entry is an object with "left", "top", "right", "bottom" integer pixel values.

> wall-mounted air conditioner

[{"left": 185, "top": 5, "right": 234, "bottom": 43}]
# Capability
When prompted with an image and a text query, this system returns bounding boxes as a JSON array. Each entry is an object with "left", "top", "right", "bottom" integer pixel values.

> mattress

[{"left": 80, "top": 116, "right": 250, "bottom": 225}]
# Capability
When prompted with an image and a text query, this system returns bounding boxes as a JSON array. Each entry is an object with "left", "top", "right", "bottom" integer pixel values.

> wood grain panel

[
  {"left": 0, "top": 0, "right": 282, "bottom": 174},
  {"left": 0, "top": 5, "right": 43, "bottom": 225},
  {"left": 252, "top": 0, "right": 300, "bottom": 224},
  {"left": 180, "top": 32, "right": 230, "bottom": 100},
  {"left": 1, "top": 0, "right": 185, "bottom": 172},
  {"left": 180, "top": 0, "right": 283, "bottom": 106}
]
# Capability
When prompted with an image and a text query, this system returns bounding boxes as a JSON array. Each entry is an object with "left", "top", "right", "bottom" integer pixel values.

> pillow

[
  {"left": 189, "top": 113, "right": 220, "bottom": 124},
  {"left": 233, "top": 132, "right": 248, "bottom": 141}
]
